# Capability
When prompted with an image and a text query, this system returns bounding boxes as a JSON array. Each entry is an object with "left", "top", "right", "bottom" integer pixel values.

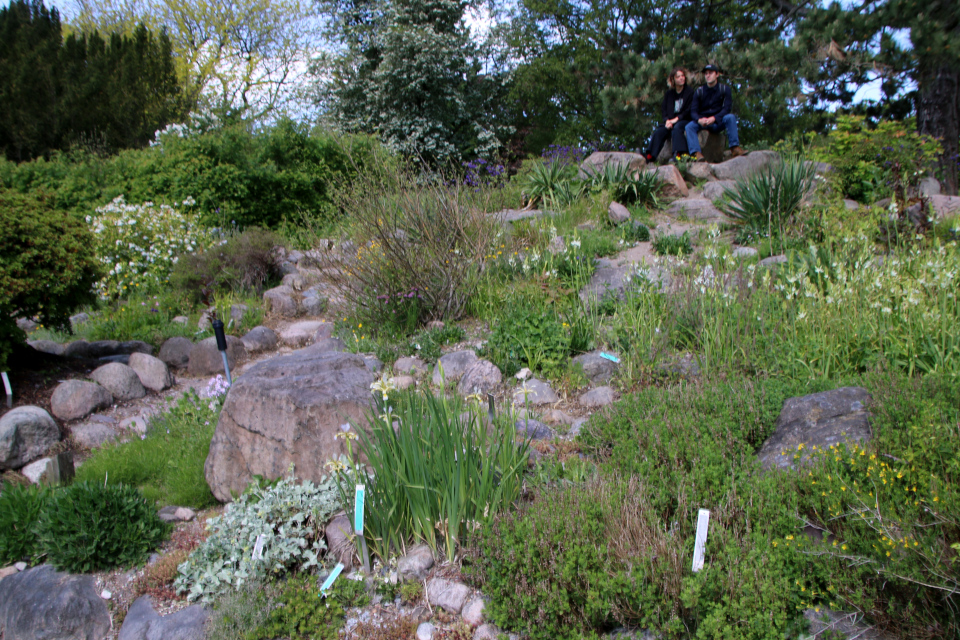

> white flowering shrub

[
  {"left": 88, "top": 196, "right": 214, "bottom": 299},
  {"left": 174, "top": 475, "right": 342, "bottom": 603}
]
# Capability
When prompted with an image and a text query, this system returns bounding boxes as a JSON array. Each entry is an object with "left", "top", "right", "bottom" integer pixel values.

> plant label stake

[
  {"left": 319, "top": 562, "right": 345, "bottom": 597},
  {"left": 692, "top": 509, "right": 710, "bottom": 572},
  {"left": 1, "top": 372, "right": 11, "bottom": 408},
  {"left": 487, "top": 393, "right": 496, "bottom": 424},
  {"left": 212, "top": 317, "right": 232, "bottom": 385},
  {"left": 355, "top": 484, "right": 372, "bottom": 574},
  {"left": 252, "top": 534, "right": 267, "bottom": 560},
  {"left": 599, "top": 352, "right": 620, "bottom": 363}
]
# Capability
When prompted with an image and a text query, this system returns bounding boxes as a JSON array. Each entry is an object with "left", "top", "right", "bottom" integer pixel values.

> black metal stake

[{"left": 212, "top": 317, "right": 232, "bottom": 385}]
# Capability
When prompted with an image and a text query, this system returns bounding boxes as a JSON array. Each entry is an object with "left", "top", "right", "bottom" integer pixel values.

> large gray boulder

[
  {"left": 701, "top": 180, "right": 737, "bottom": 201},
  {"left": 128, "top": 353, "right": 175, "bottom": 392},
  {"left": 158, "top": 337, "right": 193, "bottom": 369},
  {"left": 513, "top": 378, "right": 558, "bottom": 406},
  {"left": 457, "top": 360, "right": 502, "bottom": 396},
  {"left": 426, "top": 577, "right": 471, "bottom": 614},
  {"left": 579, "top": 263, "right": 671, "bottom": 307},
  {"left": 188, "top": 336, "right": 246, "bottom": 378},
  {"left": 657, "top": 129, "right": 726, "bottom": 164},
  {"left": 578, "top": 151, "right": 647, "bottom": 180},
  {"left": 27, "top": 340, "right": 65, "bottom": 356},
  {"left": 571, "top": 351, "right": 619, "bottom": 384},
  {"left": 50, "top": 380, "right": 113, "bottom": 421},
  {"left": 757, "top": 387, "right": 872, "bottom": 470},
  {"left": 241, "top": 326, "right": 279, "bottom": 353},
  {"left": 645, "top": 164, "right": 688, "bottom": 198},
  {"left": 263, "top": 285, "right": 299, "bottom": 317},
  {"left": 0, "top": 564, "right": 111, "bottom": 640},
  {"left": 90, "top": 362, "right": 146, "bottom": 401},
  {"left": 665, "top": 198, "right": 728, "bottom": 223},
  {"left": 432, "top": 350, "right": 479, "bottom": 386},
  {"left": 204, "top": 347, "right": 375, "bottom": 502},
  {"left": 0, "top": 406, "right": 60, "bottom": 470},
  {"left": 710, "top": 151, "right": 779, "bottom": 181},
  {"left": 118, "top": 595, "right": 208, "bottom": 640},
  {"left": 71, "top": 422, "right": 118, "bottom": 450},
  {"left": 279, "top": 320, "right": 327, "bottom": 347}
]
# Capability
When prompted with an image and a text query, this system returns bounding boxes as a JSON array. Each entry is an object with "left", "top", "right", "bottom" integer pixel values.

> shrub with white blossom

[{"left": 88, "top": 196, "right": 214, "bottom": 299}]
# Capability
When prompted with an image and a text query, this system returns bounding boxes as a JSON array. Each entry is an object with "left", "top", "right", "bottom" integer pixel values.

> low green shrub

[
  {"left": 523, "top": 160, "right": 582, "bottom": 209},
  {"left": 621, "top": 221, "right": 650, "bottom": 243},
  {"left": 652, "top": 231, "right": 692, "bottom": 256},
  {"left": 175, "top": 475, "right": 342, "bottom": 602},
  {"left": 342, "top": 388, "right": 529, "bottom": 561},
  {"left": 0, "top": 483, "right": 51, "bottom": 564},
  {"left": 75, "top": 386, "right": 220, "bottom": 508},
  {"left": 206, "top": 580, "right": 281, "bottom": 640},
  {"left": 37, "top": 481, "right": 168, "bottom": 573},
  {"left": 585, "top": 162, "right": 662, "bottom": 208},
  {"left": 256, "top": 574, "right": 370, "bottom": 640},
  {"left": 171, "top": 227, "right": 284, "bottom": 301}
]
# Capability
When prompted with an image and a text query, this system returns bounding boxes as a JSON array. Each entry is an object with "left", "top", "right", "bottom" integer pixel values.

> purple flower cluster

[{"left": 463, "top": 158, "right": 506, "bottom": 189}]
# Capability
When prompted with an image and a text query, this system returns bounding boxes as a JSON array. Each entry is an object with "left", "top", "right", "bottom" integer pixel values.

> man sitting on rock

[{"left": 685, "top": 64, "right": 745, "bottom": 161}]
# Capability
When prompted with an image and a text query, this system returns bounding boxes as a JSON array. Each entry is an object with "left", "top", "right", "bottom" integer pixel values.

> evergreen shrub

[
  {"left": 0, "top": 483, "right": 51, "bottom": 564},
  {"left": 171, "top": 226, "right": 284, "bottom": 301},
  {"left": 37, "top": 481, "right": 168, "bottom": 573}
]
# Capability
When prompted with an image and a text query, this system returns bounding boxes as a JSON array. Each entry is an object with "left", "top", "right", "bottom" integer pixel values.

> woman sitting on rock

[{"left": 644, "top": 67, "right": 695, "bottom": 163}]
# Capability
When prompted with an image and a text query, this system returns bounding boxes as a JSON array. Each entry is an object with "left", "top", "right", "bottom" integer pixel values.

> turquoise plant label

[
  {"left": 600, "top": 352, "right": 620, "bottom": 363},
  {"left": 319, "top": 563, "right": 345, "bottom": 596},
  {"left": 354, "top": 484, "right": 365, "bottom": 534}
]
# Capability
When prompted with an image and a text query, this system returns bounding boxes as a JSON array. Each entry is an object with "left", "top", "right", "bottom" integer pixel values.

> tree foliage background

[{"left": 0, "top": 0, "right": 183, "bottom": 161}]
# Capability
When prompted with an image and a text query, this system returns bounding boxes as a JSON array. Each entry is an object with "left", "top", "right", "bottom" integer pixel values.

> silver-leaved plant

[{"left": 174, "top": 474, "right": 342, "bottom": 602}]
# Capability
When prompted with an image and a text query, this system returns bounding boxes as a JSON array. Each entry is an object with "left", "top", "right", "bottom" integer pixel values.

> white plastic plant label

[
  {"left": 692, "top": 509, "right": 710, "bottom": 572},
  {"left": 319, "top": 563, "right": 345, "bottom": 596}
]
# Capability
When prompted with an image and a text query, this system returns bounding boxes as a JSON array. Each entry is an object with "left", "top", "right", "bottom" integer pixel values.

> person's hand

[
  {"left": 698, "top": 117, "right": 709, "bottom": 126},
  {"left": 705, "top": 116, "right": 716, "bottom": 125},
  {"left": 665, "top": 118, "right": 677, "bottom": 129}
]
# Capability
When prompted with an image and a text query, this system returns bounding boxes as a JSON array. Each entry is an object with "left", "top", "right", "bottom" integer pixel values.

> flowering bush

[{"left": 88, "top": 195, "right": 214, "bottom": 299}]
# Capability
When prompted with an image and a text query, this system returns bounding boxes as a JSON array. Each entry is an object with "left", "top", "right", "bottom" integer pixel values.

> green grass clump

[
  {"left": 652, "top": 231, "right": 693, "bottom": 256},
  {"left": 75, "top": 388, "right": 220, "bottom": 508},
  {"left": 37, "top": 481, "right": 168, "bottom": 573},
  {"left": 0, "top": 483, "right": 51, "bottom": 564}
]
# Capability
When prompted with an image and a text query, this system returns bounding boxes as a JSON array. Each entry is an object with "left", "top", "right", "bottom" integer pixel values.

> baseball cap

[{"left": 702, "top": 64, "right": 722, "bottom": 73}]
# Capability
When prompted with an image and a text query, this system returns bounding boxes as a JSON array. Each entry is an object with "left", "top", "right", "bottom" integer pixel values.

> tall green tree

[
  {"left": 0, "top": 0, "right": 184, "bottom": 161},
  {"left": 0, "top": 0, "right": 60, "bottom": 161},
  {"left": 795, "top": 0, "right": 960, "bottom": 194},
  {"left": 320, "top": 0, "right": 511, "bottom": 166}
]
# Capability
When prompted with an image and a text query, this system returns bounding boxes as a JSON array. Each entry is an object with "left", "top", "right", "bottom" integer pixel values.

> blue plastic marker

[
  {"left": 319, "top": 563, "right": 345, "bottom": 597},
  {"left": 600, "top": 352, "right": 620, "bottom": 363},
  {"left": 354, "top": 485, "right": 365, "bottom": 534}
]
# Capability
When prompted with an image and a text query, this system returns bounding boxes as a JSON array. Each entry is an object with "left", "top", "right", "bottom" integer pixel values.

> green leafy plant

[
  {"left": 0, "top": 483, "right": 51, "bottom": 564},
  {"left": 482, "top": 305, "right": 570, "bottom": 378},
  {"left": 175, "top": 474, "right": 342, "bottom": 602},
  {"left": 585, "top": 162, "right": 662, "bottom": 207},
  {"left": 37, "top": 481, "right": 168, "bottom": 573},
  {"left": 256, "top": 574, "right": 370, "bottom": 640},
  {"left": 75, "top": 386, "right": 222, "bottom": 508},
  {"left": 620, "top": 220, "right": 650, "bottom": 243},
  {"left": 524, "top": 160, "right": 582, "bottom": 209},
  {"left": 399, "top": 580, "right": 423, "bottom": 604},
  {"left": 652, "top": 231, "right": 692, "bottom": 256},
  {"left": 716, "top": 153, "right": 818, "bottom": 250},
  {"left": 340, "top": 388, "right": 529, "bottom": 561}
]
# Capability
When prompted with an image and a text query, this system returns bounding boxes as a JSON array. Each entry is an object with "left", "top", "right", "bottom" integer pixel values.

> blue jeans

[{"left": 685, "top": 114, "right": 739, "bottom": 153}]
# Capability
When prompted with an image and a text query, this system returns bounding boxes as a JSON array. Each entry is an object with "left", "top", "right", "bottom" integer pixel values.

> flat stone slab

[
  {"left": 279, "top": 320, "right": 328, "bottom": 347},
  {"left": 580, "top": 386, "right": 616, "bottom": 408}
]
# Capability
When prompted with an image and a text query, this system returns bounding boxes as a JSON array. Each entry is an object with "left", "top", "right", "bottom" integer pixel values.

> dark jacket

[
  {"left": 690, "top": 82, "right": 732, "bottom": 121},
  {"left": 660, "top": 85, "right": 694, "bottom": 123}
]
